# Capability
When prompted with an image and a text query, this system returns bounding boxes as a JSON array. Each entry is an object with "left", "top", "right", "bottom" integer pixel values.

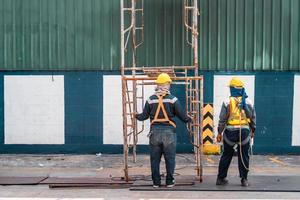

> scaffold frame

[{"left": 120, "top": 0, "right": 203, "bottom": 182}]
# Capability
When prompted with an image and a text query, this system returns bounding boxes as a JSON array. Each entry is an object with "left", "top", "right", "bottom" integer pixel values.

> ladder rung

[
  {"left": 191, "top": 124, "right": 201, "bottom": 126},
  {"left": 135, "top": 9, "right": 143, "bottom": 11},
  {"left": 175, "top": 72, "right": 186, "bottom": 75},
  {"left": 136, "top": 97, "right": 143, "bottom": 99},
  {"left": 126, "top": 101, "right": 134, "bottom": 104},
  {"left": 135, "top": 27, "right": 143, "bottom": 30},
  {"left": 185, "top": 6, "right": 195, "bottom": 9},
  {"left": 191, "top": 100, "right": 201, "bottom": 103},
  {"left": 122, "top": 8, "right": 133, "bottom": 11}
]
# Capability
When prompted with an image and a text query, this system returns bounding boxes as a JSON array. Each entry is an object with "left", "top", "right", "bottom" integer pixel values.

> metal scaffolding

[{"left": 120, "top": 0, "right": 203, "bottom": 182}]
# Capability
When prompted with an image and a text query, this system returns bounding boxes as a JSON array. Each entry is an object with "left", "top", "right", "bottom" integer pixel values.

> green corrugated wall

[{"left": 0, "top": 0, "right": 299, "bottom": 71}]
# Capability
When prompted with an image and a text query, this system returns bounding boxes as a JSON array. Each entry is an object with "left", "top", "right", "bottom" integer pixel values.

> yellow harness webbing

[
  {"left": 227, "top": 97, "right": 250, "bottom": 126},
  {"left": 151, "top": 94, "right": 176, "bottom": 128}
]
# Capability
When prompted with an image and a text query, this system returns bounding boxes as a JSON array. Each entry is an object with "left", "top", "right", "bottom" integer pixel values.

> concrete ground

[{"left": 0, "top": 154, "right": 300, "bottom": 199}]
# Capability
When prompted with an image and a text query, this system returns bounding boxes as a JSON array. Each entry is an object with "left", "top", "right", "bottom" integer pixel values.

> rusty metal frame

[{"left": 120, "top": 0, "right": 203, "bottom": 182}]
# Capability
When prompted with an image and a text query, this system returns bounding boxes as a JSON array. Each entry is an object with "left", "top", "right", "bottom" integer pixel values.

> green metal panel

[
  {"left": 200, "top": 0, "right": 299, "bottom": 71},
  {"left": 0, "top": 0, "right": 300, "bottom": 70},
  {"left": 0, "top": 0, "right": 120, "bottom": 70}
]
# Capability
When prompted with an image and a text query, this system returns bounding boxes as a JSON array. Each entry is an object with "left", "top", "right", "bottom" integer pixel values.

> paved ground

[{"left": 0, "top": 154, "right": 300, "bottom": 199}]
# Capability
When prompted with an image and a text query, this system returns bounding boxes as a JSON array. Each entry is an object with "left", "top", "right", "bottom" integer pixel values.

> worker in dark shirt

[{"left": 136, "top": 73, "right": 192, "bottom": 188}]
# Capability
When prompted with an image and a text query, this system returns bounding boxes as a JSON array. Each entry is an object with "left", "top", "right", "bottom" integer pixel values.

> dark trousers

[
  {"left": 217, "top": 128, "right": 250, "bottom": 179},
  {"left": 149, "top": 126, "right": 176, "bottom": 185}
]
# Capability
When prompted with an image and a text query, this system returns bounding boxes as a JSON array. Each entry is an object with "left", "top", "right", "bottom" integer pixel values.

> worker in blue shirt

[{"left": 136, "top": 73, "right": 192, "bottom": 188}]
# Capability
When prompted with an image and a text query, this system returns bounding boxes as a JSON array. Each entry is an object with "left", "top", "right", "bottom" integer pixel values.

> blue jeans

[
  {"left": 149, "top": 126, "right": 176, "bottom": 185},
  {"left": 218, "top": 128, "right": 250, "bottom": 179}
]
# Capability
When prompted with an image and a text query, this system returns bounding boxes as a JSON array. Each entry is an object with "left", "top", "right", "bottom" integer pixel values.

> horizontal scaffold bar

[
  {"left": 123, "top": 76, "right": 203, "bottom": 81},
  {"left": 122, "top": 66, "right": 196, "bottom": 71},
  {"left": 137, "top": 81, "right": 193, "bottom": 85}
]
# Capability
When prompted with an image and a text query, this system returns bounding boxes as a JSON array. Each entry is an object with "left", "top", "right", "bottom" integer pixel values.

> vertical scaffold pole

[
  {"left": 192, "top": 0, "right": 203, "bottom": 182},
  {"left": 131, "top": 0, "right": 138, "bottom": 163},
  {"left": 120, "top": 0, "right": 129, "bottom": 182}
]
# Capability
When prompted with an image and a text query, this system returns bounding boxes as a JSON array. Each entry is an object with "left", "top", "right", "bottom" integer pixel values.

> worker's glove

[{"left": 216, "top": 133, "right": 222, "bottom": 143}]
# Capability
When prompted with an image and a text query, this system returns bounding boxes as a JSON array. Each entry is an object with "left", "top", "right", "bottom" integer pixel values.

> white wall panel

[
  {"left": 103, "top": 75, "right": 155, "bottom": 145},
  {"left": 292, "top": 75, "right": 300, "bottom": 146},
  {"left": 4, "top": 75, "right": 65, "bottom": 144}
]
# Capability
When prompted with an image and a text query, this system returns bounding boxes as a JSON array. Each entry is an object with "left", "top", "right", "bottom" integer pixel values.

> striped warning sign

[
  {"left": 202, "top": 103, "right": 220, "bottom": 154},
  {"left": 203, "top": 104, "right": 214, "bottom": 145}
]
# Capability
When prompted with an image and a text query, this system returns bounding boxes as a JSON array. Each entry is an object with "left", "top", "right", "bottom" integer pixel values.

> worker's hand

[
  {"left": 216, "top": 133, "right": 222, "bottom": 143},
  {"left": 188, "top": 114, "right": 195, "bottom": 121},
  {"left": 133, "top": 112, "right": 137, "bottom": 118},
  {"left": 250, "top": 131, "right": 254, "bottom": 139},
  {"left": 250, "top": 128, "right": 255, "bottom": 138}
]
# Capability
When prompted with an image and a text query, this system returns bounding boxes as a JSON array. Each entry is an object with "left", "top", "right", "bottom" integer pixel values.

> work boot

[
  {"left": 216, "top": 178, "right": 228, "bottom": 185},
  {"left": 241, "top": 178, "right": 249, "bottom": 187}
]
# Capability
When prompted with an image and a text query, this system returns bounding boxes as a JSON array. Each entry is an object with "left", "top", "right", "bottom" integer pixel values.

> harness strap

[
  {"left": 227, "top": 97, "right": 249, "bottom": 125},
  {"left": 227, "top": 125, "right": 250, "bottom": 129},
  {"left": 223, "top": 133, "right": 250, "bottom": 146},
  {"left": 151, "top": 94, "right": 176, "bottom": 128}
]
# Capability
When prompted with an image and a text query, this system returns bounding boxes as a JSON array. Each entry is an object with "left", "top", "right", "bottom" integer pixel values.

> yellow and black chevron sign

[{"left": 202, "top": 103, "right": 220, "bottom": 155}]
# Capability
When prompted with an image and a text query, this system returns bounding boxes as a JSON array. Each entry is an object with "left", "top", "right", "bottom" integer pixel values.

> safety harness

[
  {"left": 225, "top": 97, "right": 252, "bottom": 171},
  {"left": 227, "top": 97, "right": 250, "bottom": 126},
  {"left": 225, "top": 97, "right": 251, "bottom": 148},
  {"left": 150, "top": 93, "right": 176, "bottom": 128}
]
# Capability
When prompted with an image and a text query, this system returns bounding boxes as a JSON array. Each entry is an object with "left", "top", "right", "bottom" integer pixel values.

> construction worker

[
  {"left": 216, "top": 77, "right": 256, "bottom": 187},
  {"left": 135, "top": 73, "right": 192, "bottom": 188}
]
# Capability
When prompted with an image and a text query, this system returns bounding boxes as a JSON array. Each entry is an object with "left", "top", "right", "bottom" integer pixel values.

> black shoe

[
  {"left": 166, "top": 180, "right": 175, "bottom": 188},
  {"left": 216, "top": 178, "right": 228, "bottom": 185},
  {"left": 241, "top": 178, "right": 249, "bottom": 187},
  {"left": 153, "top": 181, "right": 161, "bottom": 188}
]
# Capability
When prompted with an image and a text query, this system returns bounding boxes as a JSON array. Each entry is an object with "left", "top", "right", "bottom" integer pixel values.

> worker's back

[{"left": 136, "top": 92, "right": 191, "bottom": 127}]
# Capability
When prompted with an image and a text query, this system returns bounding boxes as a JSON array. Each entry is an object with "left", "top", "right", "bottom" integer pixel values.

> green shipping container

[{"left": 0, "top": 0, "right": 299, "bottom": 71}]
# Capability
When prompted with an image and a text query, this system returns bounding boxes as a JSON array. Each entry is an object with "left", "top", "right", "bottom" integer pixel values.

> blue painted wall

[
  {"left": 0, "top": 71, "right": 299, "bottom": 154},
  {"left": 64, "top": 72, "right": 103, "bottom": 152},
  {"left": 254, "top": 73, "right": 296, "bottom": 153},
  {"left": 0, "top": 75, "right": 3, "bottom": 145}
]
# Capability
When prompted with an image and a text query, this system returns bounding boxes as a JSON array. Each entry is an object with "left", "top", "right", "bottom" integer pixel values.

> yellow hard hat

[
  {"left": 156, "top": 73, "right": 172, "bottom": 84},
  {"left": 229, "top": 77, "right": 244, "bottom": 88}
]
